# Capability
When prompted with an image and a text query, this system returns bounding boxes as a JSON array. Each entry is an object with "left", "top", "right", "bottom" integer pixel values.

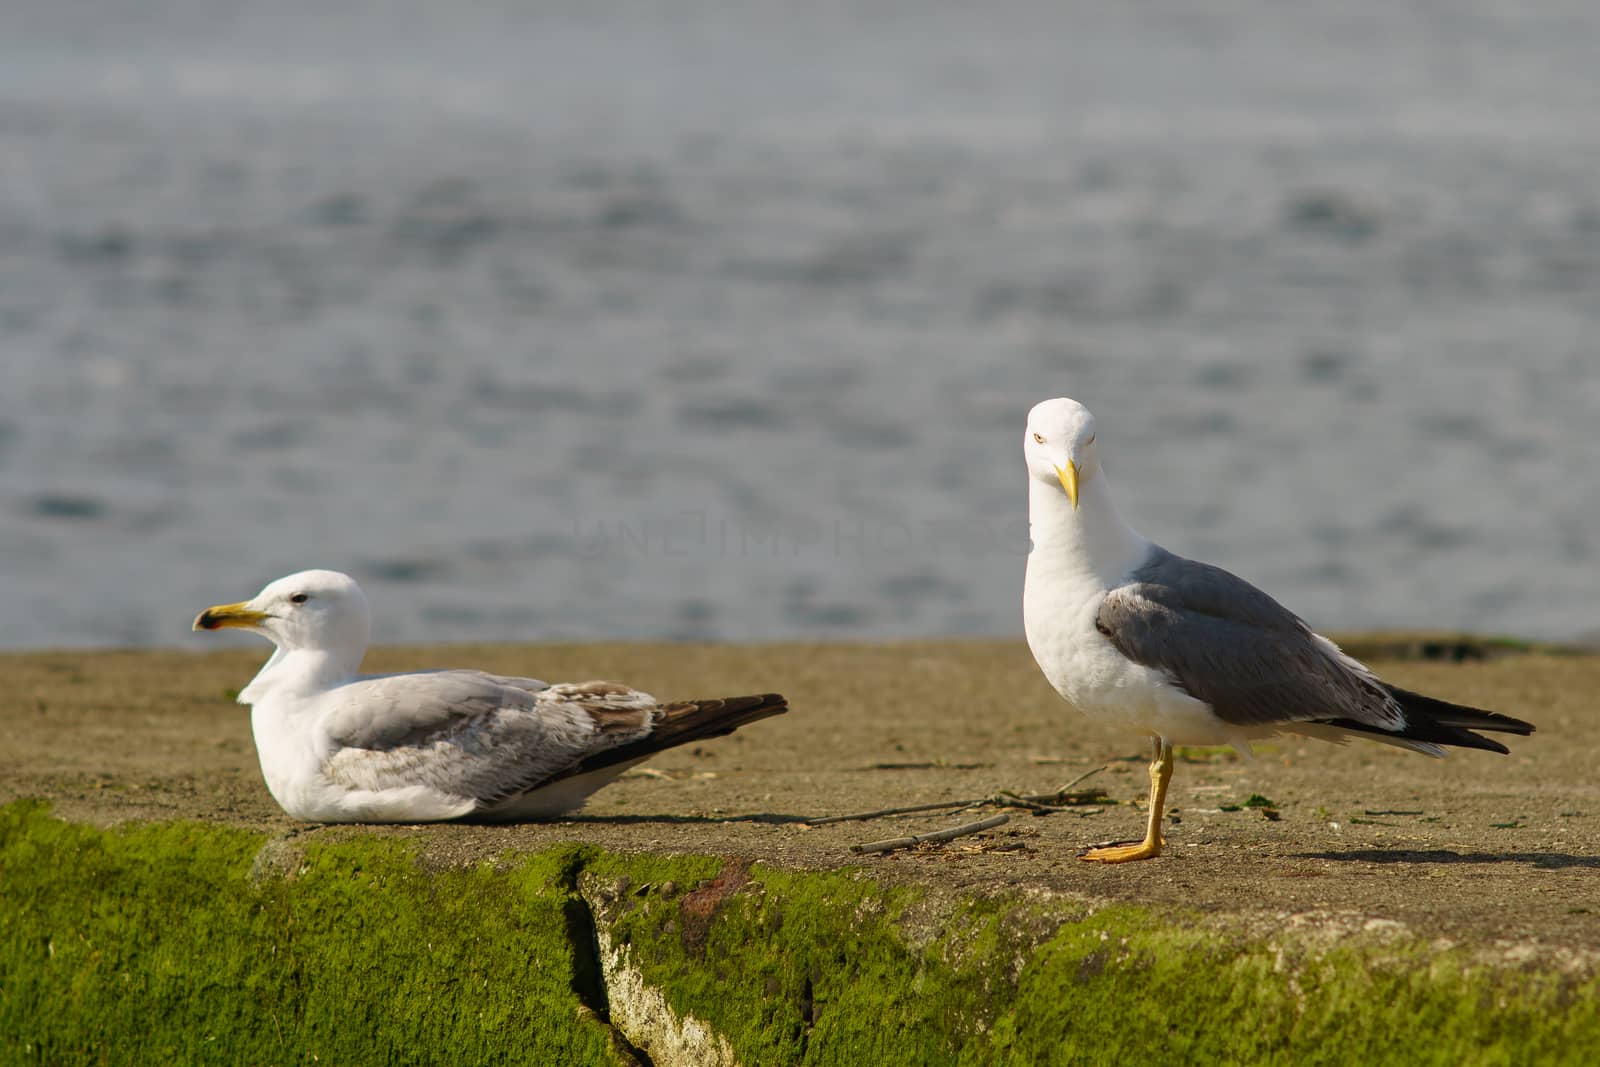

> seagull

[
  {"left": 193, "top": 569, "right": 787, "bottom": 823},
  {"left": 1021, "top": 398, "right": 1534, "bottom": 863}
]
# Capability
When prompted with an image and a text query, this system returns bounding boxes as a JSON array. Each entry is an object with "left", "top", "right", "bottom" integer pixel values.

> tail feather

[
  {"left": 551, "top": 693, "right": 788, "bottom": 781},
  {"left": 1315, "top": 684, "right": 1534, "bottom": 756}
]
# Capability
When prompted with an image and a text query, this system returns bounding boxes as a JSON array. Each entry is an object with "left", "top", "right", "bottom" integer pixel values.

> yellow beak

[
  {"left": 193, "top": 601, "right": 270, "bottom": 632},
  {"left": 1054, "top": 461, "right": 1080, "bottom": 510}
]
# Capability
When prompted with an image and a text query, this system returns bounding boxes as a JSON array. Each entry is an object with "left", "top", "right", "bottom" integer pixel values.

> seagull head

[
  {"left": 194, "top": 569, "right": 371, "bottom": 657},
  {"left": 1024, "top": 397, "right": 1102, "bottom": 510}
]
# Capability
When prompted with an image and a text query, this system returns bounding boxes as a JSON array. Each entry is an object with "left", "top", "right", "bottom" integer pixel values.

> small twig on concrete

[
  {"left": 806, "top": 799, "right": 980, "bottom": 826},
  {"left": 850, "top": 814, "right": 1010, "bottom": 855},
  {"left": 994, "top": 767, "right": 1109, "bottom": 811},
  {"left": 993, "top": 792, "right": 1077, "bottom": 814},
  {"left": 1040, "top": 765, "right": 1106, "bottom": 796},
  {"left": 806, "top": 765, "right": 1109, "bottom": 826}
]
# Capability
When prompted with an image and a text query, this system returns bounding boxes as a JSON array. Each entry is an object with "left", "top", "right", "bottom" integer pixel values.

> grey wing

[
  {"left": 1096, "top": 549, "right": 1403, "bottom": 730},
  {"left": 324, "top": 670, "right": 548, "bottom": 750},
  {"left": 320, "top": 672, "right": 657, "bottom": 806}
]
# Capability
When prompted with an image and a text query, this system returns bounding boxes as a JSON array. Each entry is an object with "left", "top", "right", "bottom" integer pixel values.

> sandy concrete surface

[{"left": 4, "top": 638, "right": 1596, "bottom": 953}]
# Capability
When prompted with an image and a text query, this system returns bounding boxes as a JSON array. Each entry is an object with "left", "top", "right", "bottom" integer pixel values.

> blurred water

[{"left": 2, "top": 1, "right": 1597, "bottom": 649}]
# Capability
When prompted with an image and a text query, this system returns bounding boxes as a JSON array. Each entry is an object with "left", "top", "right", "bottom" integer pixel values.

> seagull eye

[
  {"left": 289, "top": 593, "right": 309, "bottom": 605},
  {"left": 1086, "top": 434, "right": 1095, "bottom": 445},
  {"left": 1032, "top": 433, "right": 1045, "bottom": 444}
]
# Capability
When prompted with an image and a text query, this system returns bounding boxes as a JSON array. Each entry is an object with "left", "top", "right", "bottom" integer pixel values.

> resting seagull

[
  {"left": 194, "top": 569, "right": 787, "bottom": 823},
  {"left": 1022, "top": 398, "right": 1534, "bottom": 863}
]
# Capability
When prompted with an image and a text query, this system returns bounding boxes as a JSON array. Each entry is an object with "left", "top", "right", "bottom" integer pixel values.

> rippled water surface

[{"left": 3, "top": 2, "right": 1598, "bottom": 648}]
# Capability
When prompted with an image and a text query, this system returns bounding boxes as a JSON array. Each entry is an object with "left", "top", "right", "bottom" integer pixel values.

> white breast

[
  {"left": 1025, "top": 559, "right": 1150, "bottom": 716},
  {"left": 1023, "top": 545, "right": 1235, "bottom": 747},
  {"left": 250, "top": 700, "right": 334, "bottom": 819}
]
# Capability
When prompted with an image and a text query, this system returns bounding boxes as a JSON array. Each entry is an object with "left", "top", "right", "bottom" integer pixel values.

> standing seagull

[
  {"left": 1022, "top": 398, "right": 1534, "bottom": 863},
  {"left": 194, "top": 569, "right": 786, "bottom": 823}
]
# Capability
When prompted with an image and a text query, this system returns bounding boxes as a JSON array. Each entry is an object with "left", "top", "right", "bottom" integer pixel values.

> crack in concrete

[
  {"left": 558, "top": 859, "right": 655, "bottom": 1067},
  {"left": 588, "top": 923, "right": 741, "bottom": 1067},
  {"left": 576, "top": 870, "right": 743, "bottom": 1067}
]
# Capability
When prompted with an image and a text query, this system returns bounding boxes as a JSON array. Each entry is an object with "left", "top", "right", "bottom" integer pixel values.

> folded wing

[
  {"left": 1096, "top": 547, "right": 1534, "bottom": 754},
  {"left": 1096, "top": 548, "right": 1403, "bottom": 732},
  {"left": 320, "top": 672, "right": 657, "bottom": 807}
]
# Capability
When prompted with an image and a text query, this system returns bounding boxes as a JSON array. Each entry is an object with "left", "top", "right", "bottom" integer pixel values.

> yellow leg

[{"left": 1081, "top": 737, "right": 1173, "bottom": 863}]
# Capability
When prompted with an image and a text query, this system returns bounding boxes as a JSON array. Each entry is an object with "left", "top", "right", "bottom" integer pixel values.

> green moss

[
  {"left": 988, "top": 911, "right": 1596, "bottom": 1066},
  {"left": 581, "top": 856, "right": 1062, "bottom": 1064},
  {"left": 586, "top": 857, "right": 1600, "bottom": 1067},
  {"left": 0, "top": 802, "right": 625, "bottom": 1066},
  {"left": 4, "top": 801, "right": 1597, "bottom": 1066}
]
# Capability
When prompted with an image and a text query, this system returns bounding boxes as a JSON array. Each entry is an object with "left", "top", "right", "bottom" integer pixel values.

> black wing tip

[
  {"left": 1315, "top": 716, "right": 1517, "bottom": 755},
  {"left": 1324, "top": 684, "right": 1536, "bottom": 755},
  {"left": 1383, "top": 684, "right": 1536, "bottom": 736},
  {"left": 669, "top": 692, "right": 789, "bottom": 736}
]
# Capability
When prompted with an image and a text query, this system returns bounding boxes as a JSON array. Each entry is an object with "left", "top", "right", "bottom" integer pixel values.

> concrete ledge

[
  {"left": 4, "top": 802, "right": 1597, "bottom": 1065},
  {"left": 4, "top": 640, "right": 1598, "bottom": 1062}
]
